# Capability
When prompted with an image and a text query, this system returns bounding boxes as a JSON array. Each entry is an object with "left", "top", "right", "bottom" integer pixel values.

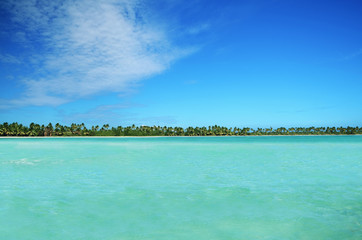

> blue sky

[{"left": 0, "top": 0, "right": 361, "bottom": 127}]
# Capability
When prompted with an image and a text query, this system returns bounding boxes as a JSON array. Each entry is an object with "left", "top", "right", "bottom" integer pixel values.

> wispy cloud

[
  {"left": 0, "top": 54, "right": 21, "bottom": 64},
  {"left": 59, "top": 103, "right": 142, "bottom": 124},
  {"left": 187, "top": 23, "right": 210, "bottom": 35},
  {"left": 58, "top": 102, "right": 176, "bottom": 126},
  {"left": 136, "top": 115, "right": 178, "bottom": 126},
  {"left": 1, "top": 0, "right": 196, "bottom": 108},
  {"left": 184, "top": 80, "right": 198, "bottom": 85},
  {"left": 342, "top": 48, "right": 362, "bottom": 61}
]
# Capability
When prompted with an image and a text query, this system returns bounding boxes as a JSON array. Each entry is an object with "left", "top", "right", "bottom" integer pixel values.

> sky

[{"left": 0, "top": 0, "right": 361, "bottom": 128}]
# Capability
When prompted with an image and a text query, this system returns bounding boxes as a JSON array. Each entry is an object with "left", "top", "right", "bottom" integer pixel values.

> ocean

[{"left": 0, "top": 136, "right": 361, "bottom": 239}]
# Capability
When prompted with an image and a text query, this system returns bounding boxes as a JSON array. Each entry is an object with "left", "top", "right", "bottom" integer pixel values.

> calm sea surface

[{"left": 0, "top": 136, "right": 361, "bottom": 239}]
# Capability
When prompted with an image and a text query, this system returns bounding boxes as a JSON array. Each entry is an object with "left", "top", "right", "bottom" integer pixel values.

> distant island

[{"left": 0, "top": 122, "right": 361, "bottom": 136}]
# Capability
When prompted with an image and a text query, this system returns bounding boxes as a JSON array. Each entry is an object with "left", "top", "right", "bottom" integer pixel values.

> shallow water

[{"left": 0, "top": 136, "right": 361, "bottom": 239}]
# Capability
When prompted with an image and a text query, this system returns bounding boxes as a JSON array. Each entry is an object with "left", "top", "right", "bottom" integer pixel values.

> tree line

[{"left": 0, "top": 122, "right": 361, "bottom": 136}]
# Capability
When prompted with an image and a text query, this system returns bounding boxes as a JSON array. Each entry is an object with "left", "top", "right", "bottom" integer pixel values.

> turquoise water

[{"left": 0, "top": 136, "right": 361, "bottom": 239}]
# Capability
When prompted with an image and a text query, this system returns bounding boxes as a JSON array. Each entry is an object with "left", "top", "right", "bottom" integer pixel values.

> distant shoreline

[
  {"left": 2, "top": 123, "right": 360, "bottom": 137},
  {"left": 1, "top": 134, "right": 361, "bottom": 139}
]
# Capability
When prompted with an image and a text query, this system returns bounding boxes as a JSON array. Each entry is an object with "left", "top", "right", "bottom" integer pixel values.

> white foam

[{"left": 10, "top": 158, "right": 38, "bottom": 165}]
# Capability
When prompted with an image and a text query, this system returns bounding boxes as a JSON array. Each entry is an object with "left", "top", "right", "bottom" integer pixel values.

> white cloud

[{"left": 1, "top": 0, "right": 195, "bottom": 108}]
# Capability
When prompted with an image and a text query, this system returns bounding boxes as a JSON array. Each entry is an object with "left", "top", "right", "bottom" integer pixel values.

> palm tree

[
  {"left": 45, "top": 123, "right": 53, "bottom": 136},
  {"left": 55, "top": 123, "right": 61, "bottom": 136}
]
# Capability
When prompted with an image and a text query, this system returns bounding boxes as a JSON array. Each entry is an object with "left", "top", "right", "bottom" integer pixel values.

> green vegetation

[{"left": 0, "top": 122, "right": 361, "bottom": 136}]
